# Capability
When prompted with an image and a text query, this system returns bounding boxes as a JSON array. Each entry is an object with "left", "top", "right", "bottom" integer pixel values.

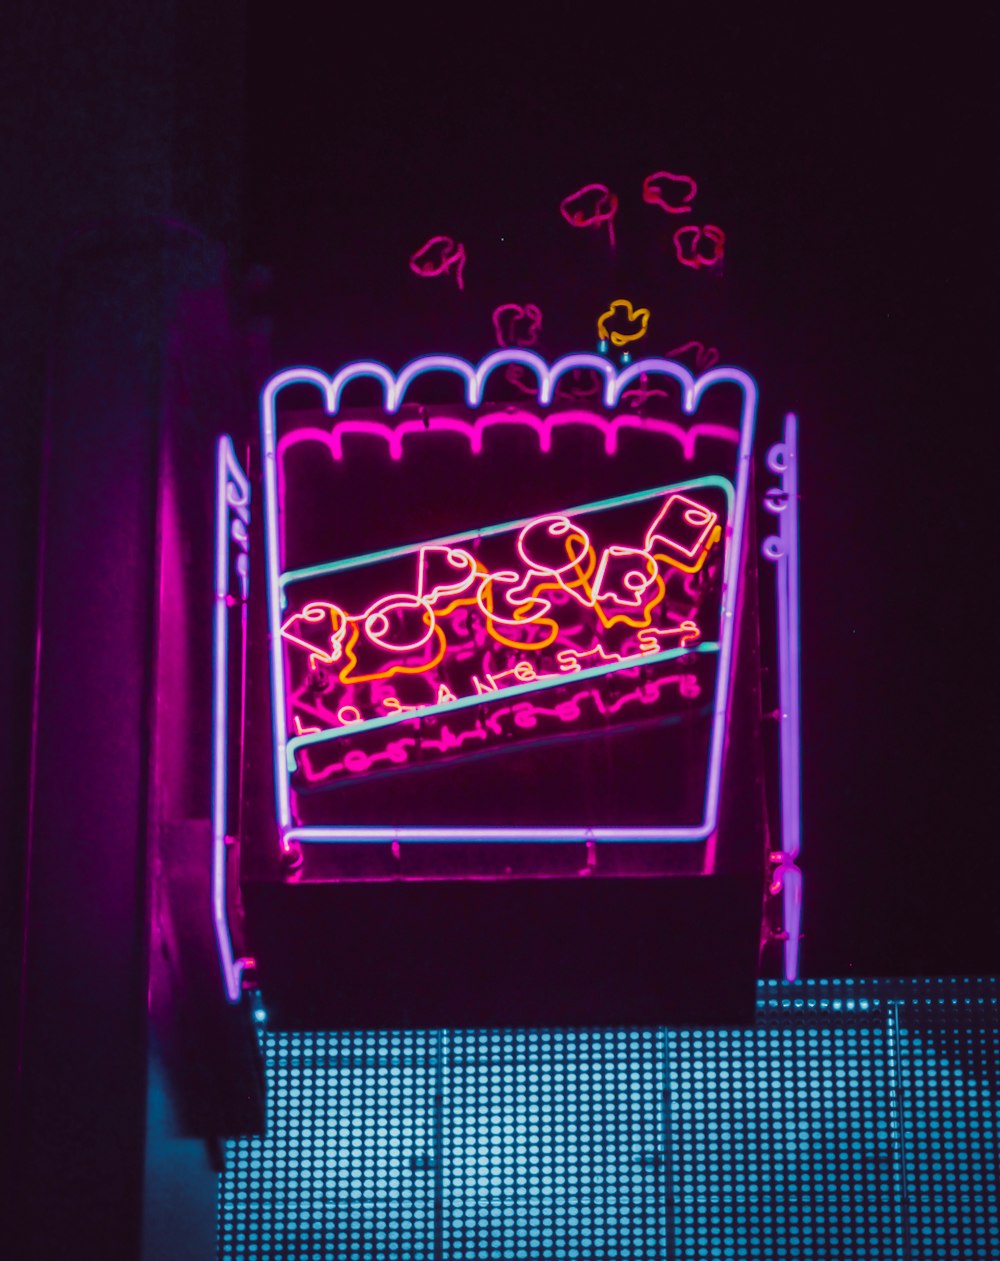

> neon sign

[{"left": 260, "top": 351, "right": 757, "bottom": 852}]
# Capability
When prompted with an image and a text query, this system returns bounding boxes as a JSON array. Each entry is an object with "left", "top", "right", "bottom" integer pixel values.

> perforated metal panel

[
  {"left": 219, "top": 978, "right": 998, "bottom": 1260},
  {"left": 219, "top": 1031, "right": 437, "bottom": 1259},
  {"left": 444, "top": 1028, "right": 664, "bottom": 1259},
  {"left": 667, "top": 996, "right": 902, "bottom": 1258},
  {"left": 899, "top": 980, "right": 1000, "bottom": 1259}
]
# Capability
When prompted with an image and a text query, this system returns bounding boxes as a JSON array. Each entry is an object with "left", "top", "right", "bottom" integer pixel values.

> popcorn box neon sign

[{"left": 260, "top": 352, "right": 758, "bottom": 852}]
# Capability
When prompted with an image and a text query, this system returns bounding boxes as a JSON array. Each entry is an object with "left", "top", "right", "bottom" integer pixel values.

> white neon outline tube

[
  {"left": 211, "top": 435, "right": 254, "bottom": 1000},
  {"left": 763, "top": 413, "right": 803, "bottom": 980}
]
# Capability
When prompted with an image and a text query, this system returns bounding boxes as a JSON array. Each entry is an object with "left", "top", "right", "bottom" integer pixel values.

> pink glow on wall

[
  {"left": 642, "top": 170, "right": 698, "bottom": 213},
  {"left": 277, "top": 408, "right": 738, "bottom": 465},
  {"left": 260, "top": 351, "right": 758, "bottom": 852}
]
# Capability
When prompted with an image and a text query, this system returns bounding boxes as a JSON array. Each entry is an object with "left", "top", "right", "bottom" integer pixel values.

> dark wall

[{"left": 1, "top": 5, "right": 250, "bottom": 1258}]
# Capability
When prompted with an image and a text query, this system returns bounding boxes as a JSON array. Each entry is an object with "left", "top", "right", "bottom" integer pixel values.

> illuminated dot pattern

[
  {"left": 899, "top": 980, "right": 1000, "bottom": 1259},
  {"left": 219, "top": 1030, "right": 436, "bottom": 1259},
  {"left": 219, "top": 978, "right": 998, "bottom": 1260},
  {"left": 444, "top": 1028, "right": 664, "bottom": 1258}
]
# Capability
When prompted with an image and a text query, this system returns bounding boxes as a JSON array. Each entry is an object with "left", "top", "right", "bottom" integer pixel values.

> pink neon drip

[
  {"left": 559, "top": 183, "right": 619, "bottom": 248},
  {"left": 409, "top": 235, "right": 466, "bottom": 289},
  {"left": 492, "top": 302, "right": 542, "bottom": 348},
  {"left": 642, "top": 170, "right": 698, "bottom": 214},
  {"left": 673, "top": 225, "right": 726, "bottom": 270},
  {"left": 276, "top": 410, "right": 738, "bottom": 466}
]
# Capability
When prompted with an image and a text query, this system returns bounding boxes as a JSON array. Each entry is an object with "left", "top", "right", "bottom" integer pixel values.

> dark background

[
  {"left": 5, "top": 9, "right": 992, "bottom": 1254},
  {"left": 2, "top": 5, "right": 996, "bottom": 1072},
  {"left": 240, "top": 5, "right": 997, "bottom": 980}
]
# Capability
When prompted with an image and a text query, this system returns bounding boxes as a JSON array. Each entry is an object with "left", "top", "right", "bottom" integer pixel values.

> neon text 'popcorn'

[{"left": 279, "top": 486, "right": 725, "bottom": 776}]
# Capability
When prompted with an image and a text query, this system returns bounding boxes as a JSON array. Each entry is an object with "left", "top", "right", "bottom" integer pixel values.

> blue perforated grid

[
  {"left": 219, "top": 978, "right": 998, "bottom": 1260},
  {"left": 667, "top": 995, "right": 902, "bottom": 1258},
  {"left": 899, "top": 982, "right": 1000, "bottom": 1259},
  {"left": 444, "top": 1028, "right": 664, "bottom": 1258},
  {"left": 222, "top": 1031, "right": 436, "bottom": 1258}
]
